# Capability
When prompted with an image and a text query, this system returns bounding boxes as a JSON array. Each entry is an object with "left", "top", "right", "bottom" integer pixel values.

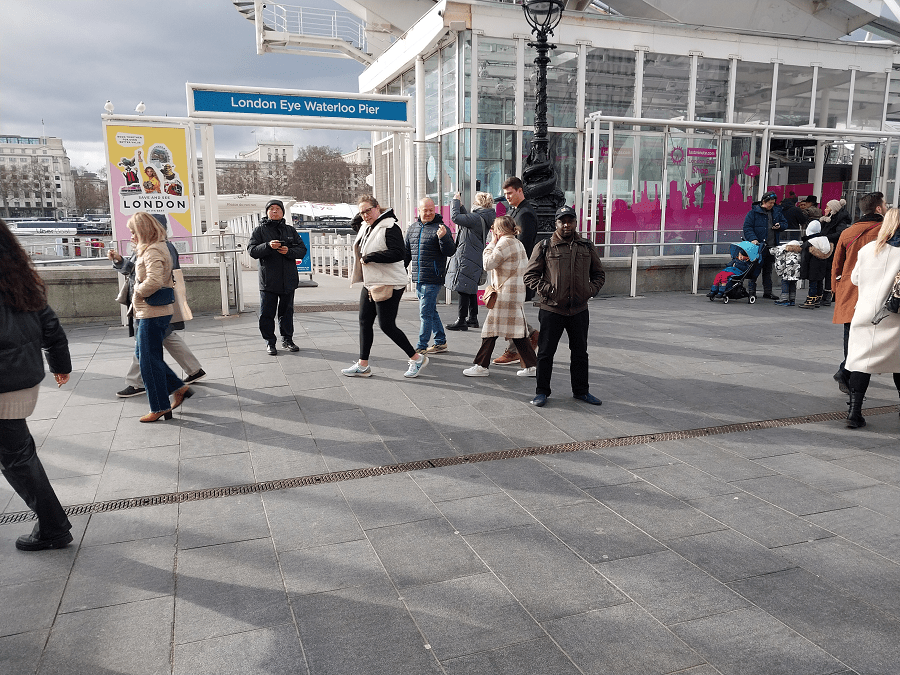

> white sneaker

[
  {"left": 463, "top": 365, "right": 490, "bottom": 377},
  {"left": 341, "top": 362, "right": 372, "bottom": 377},
  {"left": 403, "top": 355, "right": 429, "bottom": 378},
  {"left": 517, "top": 366, "right": 536, "bottom": 377}
]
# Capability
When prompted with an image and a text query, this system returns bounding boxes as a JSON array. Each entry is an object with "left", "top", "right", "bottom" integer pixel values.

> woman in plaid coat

[{"left": 462, "top": 215, "right": 538, "bottom": 377}]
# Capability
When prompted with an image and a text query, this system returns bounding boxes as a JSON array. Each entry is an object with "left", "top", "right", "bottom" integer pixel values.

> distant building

[
  {"left": 342, "top": 143, "right": 372, "bottom": 196},
  {"left": 196, "top": 141, "right": 294, "bottom": 189},
  {"left": 0, "top": 135, "right": 76, "bottom": 218}
]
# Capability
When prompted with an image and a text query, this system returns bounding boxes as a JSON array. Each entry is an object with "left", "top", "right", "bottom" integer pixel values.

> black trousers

[
  {"left": 259, "top": 290, "right": 295, "bottom": 343},
  {"left": 457, "top": 292, "right": 478, "bottom": 321},
  {"left": 748, "top": 248, "right": 775, "bottom": 293},
  {"left": 358, "top": 287, "right": 416, "bottom": 361},
  {"left": 0, "top": 418, "right": 70, "bottom": 539},
  {"left": 535, "top": 308, "right": 590, "bottom": 397}
]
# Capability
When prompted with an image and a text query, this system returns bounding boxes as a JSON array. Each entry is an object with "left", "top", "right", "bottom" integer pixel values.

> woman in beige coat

[
  {"left": 463, "top": 215, "right": 537, "bottom": 377},
  {"left": 844, "top": 208, "right": 900, "bottom": 428},
  {"left": 129, "top": 212, "right": 191, "bottom": 422}
]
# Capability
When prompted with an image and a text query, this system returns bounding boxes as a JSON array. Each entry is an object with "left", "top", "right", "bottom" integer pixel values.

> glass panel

[
  {"left": 584, "top": 47, "right": 636, "bottom": 129},
  {"left": 462, "top": 32, "right": 472, "bottom": 124},
  {"left": 887, "top": 73, "right": 900, "bottom": 125},
  {"left": 666, "top": 134, "right": 718, "bottom": 254},
  {"left": 385, "top": 77, "right": 401, "bottom": 96},
  {"left": 424, "top": 53, "right": 440, "bottom": 136},
  {"left": 814, "top": 67, "right": 852, "bottom": 128},
  {"left": 424, "top": 140, "right": 440, "bottom": 203},
  {"left": 719, "top": 133, "right": 762, "bottom": 245},
  {"left": 459, "top": 128, "right": 471, "bottom": 209},
  {"left": 642, "top": 52, "right": 690, "bottom": 121},
  {"left": 734, "top": 61, "right": 773, "bottom": 124},
  {"left": 774, "top": 65, "right": 814, "bottom": 126},
  {"left": 695, "top": 57, "right": 730, "bottom": 123},
  {"left": 440, "top": 130, "right": 457, "bottom": 209},
  {"left": 477, "top": 38, "right": 517, "bottom": 125},
  {"left": 851, "top": 70, "right": 887, "bottom": 130},
  {"left": 475, "top": 129, "right": 516, "bottom": 200},
  {"left": 441, "top": 43, "right": 457, "bottom": 130},
  {"left": 522, "top": 131, "right": 578, "bottom": 204},
  {"left": 525, "top": 45, "right": 578, "bottom": 128},
  {"left": 402, "top": 69, "right": 416, "bottom": 129}
]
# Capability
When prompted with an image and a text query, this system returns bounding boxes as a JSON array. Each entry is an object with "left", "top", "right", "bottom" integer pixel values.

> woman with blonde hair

[
  {"left": 463, "top": 215, "right": 537, "bottom": 377},
  {"left": 446, "top": 191, "right": 494, "bottom": 330},
  {"left": 844, "top": 207, "right": 900, "bottom": 427},
  {"left": 129, "top": 212, "right": 192, "bottom": 421}
]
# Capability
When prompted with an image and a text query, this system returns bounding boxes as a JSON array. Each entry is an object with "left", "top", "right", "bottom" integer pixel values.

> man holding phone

[{"left": 248, "top": 199, "right": 308, "bottom": 355}]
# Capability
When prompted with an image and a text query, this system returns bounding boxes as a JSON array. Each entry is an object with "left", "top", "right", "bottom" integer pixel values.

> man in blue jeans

[{"left": 405, "top": 197, "right": 457, "bottom": 354}]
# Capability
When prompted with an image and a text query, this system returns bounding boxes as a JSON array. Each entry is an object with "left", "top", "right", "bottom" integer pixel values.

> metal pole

[
  {"left": 691, "top": 244, "right": 700, "bottom": 294},
  {"left": 630, "top": 245, "right": 638, "bottom": 297}
]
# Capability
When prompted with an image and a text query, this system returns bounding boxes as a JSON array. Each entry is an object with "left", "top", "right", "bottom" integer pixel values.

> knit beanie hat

[
  {"left": 826, "top": 198, "right": 846, "bottom": 214},
  {"left": 265, "top": 199, "right": 285, "bottom": 217}
]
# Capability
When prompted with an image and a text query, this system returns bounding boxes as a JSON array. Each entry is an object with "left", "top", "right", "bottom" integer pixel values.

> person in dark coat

[
  {"left": 742, "top": 190, "right": 788, "bottom": 299},
  {"left": 798, "top": 215, "right": 834, "bottom": 308},
  {"left": 405, "top": 197, "right": 457, "bottom": 354},
  {"left": 248, "top": 199, "right": 308, "bottom": 355},
  {"left": 446, "top": 191, "right": 494, "bottom": 331},
  {"left": 0, "top": 218, "right": 74, "bottom": 551},
  {"left": 494, "top": 176, "right": 540, "bottom": 365},
  {"left": 818, "top": 198, "right": 852, "bottom": 306}
]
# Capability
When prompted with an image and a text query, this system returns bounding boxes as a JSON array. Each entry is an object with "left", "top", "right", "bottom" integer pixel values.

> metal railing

[{"left": 263, "top": 5, "right": 367, "bottom": 51}]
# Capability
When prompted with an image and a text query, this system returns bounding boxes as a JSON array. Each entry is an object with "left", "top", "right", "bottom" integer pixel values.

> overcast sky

[{"left": 0, "top": 0, "right": 369, "bottom": 171}]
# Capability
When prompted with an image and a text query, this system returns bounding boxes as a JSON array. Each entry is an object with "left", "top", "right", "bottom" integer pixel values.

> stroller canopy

[{"left": 732, "top": 241, "right": 761, "bottom": 262}]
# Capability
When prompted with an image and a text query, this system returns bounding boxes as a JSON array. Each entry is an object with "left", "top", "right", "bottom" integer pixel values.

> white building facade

[{"left": 0, "top": 135, "right": 76, "bottom": 218}]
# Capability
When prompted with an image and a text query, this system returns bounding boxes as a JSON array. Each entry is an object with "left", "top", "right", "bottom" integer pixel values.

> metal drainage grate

[{"left": 1, "top": 404, "right": 897, "bottom": 526}]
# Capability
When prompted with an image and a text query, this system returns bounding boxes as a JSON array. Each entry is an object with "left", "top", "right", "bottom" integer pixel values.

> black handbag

[{"left": 144, "top": 286, "right": 175, "bottom": 306}]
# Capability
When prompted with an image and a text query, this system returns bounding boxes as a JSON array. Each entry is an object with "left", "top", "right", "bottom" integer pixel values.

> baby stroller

[{"left": 708, "top": 241, "right": 761, "bottom": 304}]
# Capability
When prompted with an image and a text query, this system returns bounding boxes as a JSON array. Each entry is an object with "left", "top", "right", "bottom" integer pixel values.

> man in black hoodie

[{"left": 248, "top": 199, "right": 308, "bottom": 355}]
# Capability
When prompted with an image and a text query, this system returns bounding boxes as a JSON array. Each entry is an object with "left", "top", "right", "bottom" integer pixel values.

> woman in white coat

[
  {"left": 342, "top": 195, "right": 429, "bottom": 379},
  {"left": 845, "top": 208, "right": 900, "bottom": 428},
  {"left": 463, "top": 215, "right": 537, "bottom": 377}
]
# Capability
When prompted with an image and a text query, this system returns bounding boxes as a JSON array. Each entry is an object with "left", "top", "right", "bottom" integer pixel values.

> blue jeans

[
  {"left": 135, "top": 316, "right": 184, "bottom": 413},
  {"left": 415, "top": 283, "right": 445, "bottom": 350}
]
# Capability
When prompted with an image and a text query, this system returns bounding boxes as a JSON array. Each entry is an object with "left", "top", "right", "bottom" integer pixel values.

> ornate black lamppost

[{"left": 522, "top": 0, "right": 566, "bottom": 232}]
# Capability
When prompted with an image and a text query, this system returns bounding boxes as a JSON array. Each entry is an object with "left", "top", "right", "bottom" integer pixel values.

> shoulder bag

[{"left": 872, "top": 269, "right": 900, "bottom": 325}]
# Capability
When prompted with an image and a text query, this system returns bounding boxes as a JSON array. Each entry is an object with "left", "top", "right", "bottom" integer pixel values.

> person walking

[
  {"left": 342, "top": 196, "right": 429, "bottom": 379},
  {"left": 818, "top": 198, "right": 853, "bottom": 307},
  {"left": 109, "top": 217, "right": 204, "bottom": 398},
  {"left": 831, "top": 191, "right": 888, "bottom": 394},
  {"left": 0, "top": 218, "right": 74, "bottom": 551},
  {"left": 446, "top": 191, "right": 493, "bottom": 331},
  {"left": 524, "top": 206, "right": 606, "bottom": 407},
  {"left": 462, "top": 215, "right": 537, "bottom": 377},
  {"left": 742, "top": 190, "right": 788, "bottom": 299},
  {"left": 405, "top": 197, "right": 456, "bottom": 355},
  {"left": 248, "top": 199, "right": 308, "bottom": 355},
  {"left": 843, "top": 208, "right": 900, "bottom": 428},
  {"left": 493, "top": 176, "right": 540, "bottom": 364},
  {"left": 129, "top": 213, "right": 192, "bottom": 423}
]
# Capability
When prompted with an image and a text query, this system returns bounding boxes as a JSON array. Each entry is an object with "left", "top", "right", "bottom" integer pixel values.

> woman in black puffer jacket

[
  {"left": 0, "top": 218, "right": 73, "bottom": 552},
  {"left": 446, "top": 192, "right": 495, "bottom": 330}
]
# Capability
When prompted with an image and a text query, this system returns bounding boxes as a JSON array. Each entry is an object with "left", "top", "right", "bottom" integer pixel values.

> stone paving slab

[{"left": 2, "top": 292, "right": 900, "bottom": 674}]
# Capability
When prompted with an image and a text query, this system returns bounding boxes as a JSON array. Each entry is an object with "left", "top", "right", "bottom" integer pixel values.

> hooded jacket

[
  {"left": 446, "top": 199, "right": 492, "bottom": 294},
  {"left": 404, "top": 213, "right": 457, "bottom": 285},
  {"left": 248, "top": 216, "right": 308, "bottom": 293},
  {"left": 523, "top": 231, "right": 605, "bottom": 316},
  {"left": 349, "top": 208, "right": 409, "bottom": 289},
  {"left": 742, "top": 202, "right": 788, "bottom": 247}
]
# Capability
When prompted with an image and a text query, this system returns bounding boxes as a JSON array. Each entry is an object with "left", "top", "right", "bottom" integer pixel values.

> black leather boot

[
  {"left": 446, "top": 318, "right": 468, "bottom": 331},
  {"left": 467, "top": 316, "right": 479, "bottom": 328},
  {"left": 833, "top": 368, "right": 850, "bottom": 395},
  {"left": 846, "top": 391, "right": 866, "bottom": 428}
]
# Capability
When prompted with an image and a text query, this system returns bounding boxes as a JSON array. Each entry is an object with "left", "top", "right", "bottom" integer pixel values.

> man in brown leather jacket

[{"left": 524, "top": 206, "right": 605, "bottom": 407}]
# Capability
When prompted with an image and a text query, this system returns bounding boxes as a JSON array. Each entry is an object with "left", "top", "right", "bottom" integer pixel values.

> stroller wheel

[
  {"left": 723, "top": 296, "right": 730, "bottom": 304},
  {"left": 749, "top": 295, "right": 756, "bottom": 304}
]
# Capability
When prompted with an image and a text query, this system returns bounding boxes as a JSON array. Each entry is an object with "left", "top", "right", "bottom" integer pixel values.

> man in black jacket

[
  {"left": 494, "top": 176, "right": 540, "bottom": 365},
  {"left": 248, "top": 199, "right": 308, "bottom": 355}
]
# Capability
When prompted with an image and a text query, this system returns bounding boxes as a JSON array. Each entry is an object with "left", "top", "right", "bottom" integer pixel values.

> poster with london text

[{"left": 104, "top": 123, "right": 194, "bottom": 256}]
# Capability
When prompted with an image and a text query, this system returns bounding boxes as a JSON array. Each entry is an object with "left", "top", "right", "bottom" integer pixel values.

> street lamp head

[{"left": 522, "top": 0, "right": 564, "bottom": 36}]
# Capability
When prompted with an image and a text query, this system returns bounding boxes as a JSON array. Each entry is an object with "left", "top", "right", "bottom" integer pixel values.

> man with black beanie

[{"left": 248, "top": 199, "right": 307, "bottom": 355}]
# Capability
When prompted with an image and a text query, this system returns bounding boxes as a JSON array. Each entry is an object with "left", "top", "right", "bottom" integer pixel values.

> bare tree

[
  {"left": 290, "top": 146, "right": 353, "bottom": 203},
  {"left": 73, "top": 169, "right": 106, "bottom": 212}
]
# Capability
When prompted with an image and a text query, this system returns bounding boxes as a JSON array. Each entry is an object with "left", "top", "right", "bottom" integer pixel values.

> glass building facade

[{"left": 370, "top": 16, "right": 897, "bottom": 257}]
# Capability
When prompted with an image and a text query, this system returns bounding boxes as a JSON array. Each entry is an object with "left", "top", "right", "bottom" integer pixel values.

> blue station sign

[{"left": 191, "top": 88, "right": 408, "bottom": 123}]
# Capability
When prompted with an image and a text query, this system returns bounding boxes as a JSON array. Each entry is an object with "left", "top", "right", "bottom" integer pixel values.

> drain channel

[{"left": 1, "top": 404, "right": 896, "bottom": 526}]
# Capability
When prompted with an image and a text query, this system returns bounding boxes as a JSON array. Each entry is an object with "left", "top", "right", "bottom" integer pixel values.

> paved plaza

[{"left": 2, "top": 282, "right": 900, "bottom": 675}]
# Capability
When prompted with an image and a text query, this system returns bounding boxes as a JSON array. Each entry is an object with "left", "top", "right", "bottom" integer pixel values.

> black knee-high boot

[
  {"left": 466, "top": 293, "right": 479, "bottom": 327},
  {"left": 846, "top": 372, "right": 871, "bottom": 429},
  {"left": 447, "top": 296, "right": 468, "bottom": 331}
]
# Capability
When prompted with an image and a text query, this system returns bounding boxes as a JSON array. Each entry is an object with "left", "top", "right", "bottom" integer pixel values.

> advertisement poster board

[
  {"left": 104, "top": 124, "right": 194, "bottom": 255},
  {"left": 296, "top": 231, "right": 311, "bottom": 273}
]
